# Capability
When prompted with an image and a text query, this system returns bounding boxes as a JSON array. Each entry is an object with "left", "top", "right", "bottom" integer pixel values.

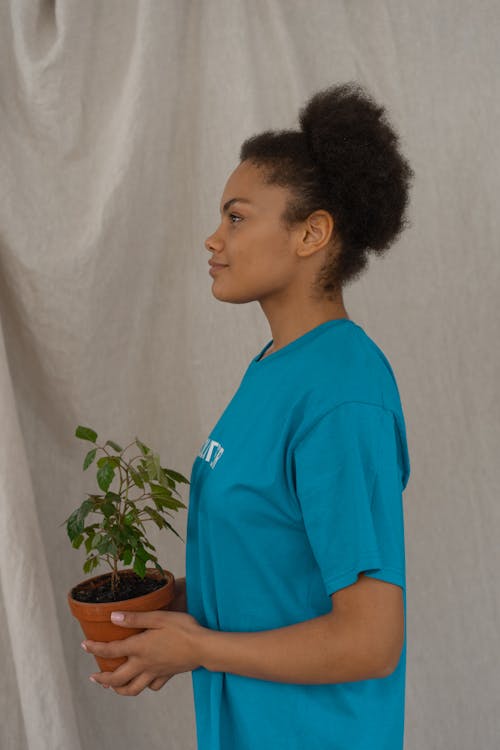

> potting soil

[{"left": 71, "top": 572, "right": 166, "bottom": 603}]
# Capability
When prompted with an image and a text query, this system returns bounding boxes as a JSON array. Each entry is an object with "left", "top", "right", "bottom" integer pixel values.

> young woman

[{"left": 84, "top": 81, "right": 414, "bottom": 750}]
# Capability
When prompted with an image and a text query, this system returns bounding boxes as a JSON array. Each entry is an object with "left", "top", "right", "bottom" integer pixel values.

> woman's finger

[
  {"left": 89, "top": 659, "right": 139, "bottom": 689},
  {"left": 112, "top": 671, "right": 155, "bottom": 697},
  {"left": 147, "top": 675, "right": 172, "bottom": 691},
  {"left": 83, "top": 636, "right": 137, "bottom": 660}
]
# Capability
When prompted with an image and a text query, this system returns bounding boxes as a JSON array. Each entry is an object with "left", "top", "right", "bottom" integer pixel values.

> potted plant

[{"left": 62, "top": 425, "right": 189, "bottom": 673}]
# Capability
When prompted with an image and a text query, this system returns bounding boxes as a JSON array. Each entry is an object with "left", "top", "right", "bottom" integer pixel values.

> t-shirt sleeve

[{"left": 292, "top": 401, "right": 408, "bottom": 597}]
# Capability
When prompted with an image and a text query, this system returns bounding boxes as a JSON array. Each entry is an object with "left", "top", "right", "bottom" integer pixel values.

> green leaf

[
  {"left": 162, "top": 467, "right": 190, "bottom": 484},
  {"left": 105, "top": 440, "right": 123, "bottom": 452},
  {"left": 83, "top": 556, "right": 98, "bottom": 574},
  {"left": 149, "top": 482, "right": 172, "bottom": 498},
  {"left": 122, "top": 527, "right": 140, "bottom": 549},
  {"left": 133, "top": 556, "right": 146, "bottom": 578},
  {"left": 158, "top": 471, "right": 175, "bottom": 490},
  {"left": 86, "top": 493, "right": 104, "bottom": 503},
  {"left": 152, "top": 498, "right": 174, "bottom": 517},
  {"left": 135, "top": 545, "right": 151, "bottom": 562},
  {"left": 72, "top": 533, "right": 84, "bottom": 549},
  {"left": 82, "top": 525, "right": 99, "bottom": 547},
  {"left": 153, "top": 561, "right": 166, "bottom": 576},
  {"left": 96, "top": 460, "right": 115, "bottom": 493},
  {"left": 104, "top": 491, "right": 121, "bottom": 502},
  {"left": 83, "top": 448, "right": 97, "bottom": 470},
  {"left": 152, "top": 494, "right": 187, "bottom": 511},
  {"left": 124, "top": 511, "right": 136, "bottom": 526},
  {"left": 101, "top": 501, "right": 116, "bottom": 519},
  {"left": 135, "top": 437, "right": 151, "bottom": 456},
  {"left": 75, "top": 426, "right": 98, "bottom": 443},
  {"left": 96, "top": 538, "right": 117, "bottom": 556},
  {"left": 95, "top": 538, "right": 108, "bottom": 554},
  {"left": 91, "top": 533, "right": 105, "bottom": 549},
  {"left": 108, "top": 541, "right": 118, "bottom": 556},
  {"left": 81, "top": 497, "right": 95, "bottom": 513},
  {"left": 136, "top": 463, "right": 151, "bottom": 484},
  {"left": 129, "top": 466, "right": 144, "bottom": 489},
  {"left": 103, "top": 520, "right": 119, "bottom": 535},
  {"left": 66, "top": 510, "right": 82, "bottom": 541},
  {"left": 152, "top": 453, "right": 161, "bottom": 480},
  {"left": 162, "top": 519, "right": 185, "bottom": 544},
  {"left": 97, "top": 455, "right": 121, "bottom": 468},
  {"left": 67, "top": 499, "right": 95, "bottom": 540},
  {"left": 114, "top": 527, "right": 128, "bottom": 544},
  {"left": 143, "top": 455, "right": 160, "bottom": 482},
  {"left": 121, "top": 548, "right": 133, "bottom": 565},
  {"left": 157, "top": 471, "right": 186, "bottom": 498},
  {"left": 143, "top": 506, "right": 166, "bottom": 529},
  {"left": 138, "top": 466, "right": 150, "bottom": 484}
]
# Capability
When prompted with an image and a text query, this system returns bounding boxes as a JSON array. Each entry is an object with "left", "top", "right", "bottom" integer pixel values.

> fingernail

[
  {"left": 111, "top": 611, "right": 124, "bottom": 622},
  {"left": 81, "top": 642, "right": 88, "bottom": 651},
  {"left": 89, "top": 676, "right": 98, "bottom": 684}
]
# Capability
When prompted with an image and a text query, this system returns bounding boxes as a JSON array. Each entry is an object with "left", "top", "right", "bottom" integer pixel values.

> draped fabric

[{"left": 0, "top": 2, "right": 498, "bottom": 749}]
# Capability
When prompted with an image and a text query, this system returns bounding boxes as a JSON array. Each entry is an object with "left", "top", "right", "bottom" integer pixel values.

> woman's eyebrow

[{"left": 220, "top": 198, "right": 253, "bottom": 215}]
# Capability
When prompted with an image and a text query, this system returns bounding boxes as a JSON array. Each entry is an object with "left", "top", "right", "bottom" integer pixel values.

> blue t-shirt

[{"left": 186, "top": 318, "right": 411, "bottom": 750}]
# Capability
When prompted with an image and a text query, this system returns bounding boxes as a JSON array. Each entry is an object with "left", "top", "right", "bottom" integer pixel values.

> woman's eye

[{"left": 229, "top": 213, "right": 242, "bottom": 224}]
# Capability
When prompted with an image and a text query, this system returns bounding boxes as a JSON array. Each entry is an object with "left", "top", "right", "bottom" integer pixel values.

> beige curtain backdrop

[{"left": 0, "top": 1, "right": 498, "bottom": 749}]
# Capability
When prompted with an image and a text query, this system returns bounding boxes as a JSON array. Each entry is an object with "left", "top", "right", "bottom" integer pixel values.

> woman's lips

[{"left": 209, "top": 263, "right": 228, "bottom": 274}]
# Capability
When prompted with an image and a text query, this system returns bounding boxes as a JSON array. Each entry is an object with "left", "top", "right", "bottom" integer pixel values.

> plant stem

[{"left": 111, "top": 560, "right": 120, "bottom": 598}]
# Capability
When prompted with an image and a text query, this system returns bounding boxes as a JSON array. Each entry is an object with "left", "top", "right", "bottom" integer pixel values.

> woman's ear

[{"left": 298, "top": 210, "right": 335, "bottom": 257}]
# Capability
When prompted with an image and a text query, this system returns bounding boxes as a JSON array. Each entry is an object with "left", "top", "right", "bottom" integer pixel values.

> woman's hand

[{"left": 82, "top": 608, "right": 207, "bottom": 696}]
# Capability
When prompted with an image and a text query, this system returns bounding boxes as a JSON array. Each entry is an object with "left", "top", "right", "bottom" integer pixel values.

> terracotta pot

[{"left": 68, "top": 567, "right": 175, "bottom": 672}]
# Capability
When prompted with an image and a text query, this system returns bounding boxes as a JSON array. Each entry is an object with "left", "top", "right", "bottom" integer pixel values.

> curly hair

[{"left": 239, "top": 82, "right": 415, "bottom": 299}]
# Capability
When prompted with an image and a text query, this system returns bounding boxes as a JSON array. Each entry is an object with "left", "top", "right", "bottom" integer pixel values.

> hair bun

[
  {"left": 299, "top": 81, "right": 381, "bottom": 161},
  {"left": 297, "top": 81, "right": 414, "bottom": 254}
]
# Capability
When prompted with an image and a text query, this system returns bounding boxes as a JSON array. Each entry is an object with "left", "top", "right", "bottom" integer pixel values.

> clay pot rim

[{"left": 68, "top": 567, "right": 173, "bottom": 608}]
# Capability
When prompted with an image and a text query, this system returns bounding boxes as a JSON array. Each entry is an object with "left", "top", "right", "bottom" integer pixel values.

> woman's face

[{"left": 205, "top": 160, "right": 301, "bottom": 304}]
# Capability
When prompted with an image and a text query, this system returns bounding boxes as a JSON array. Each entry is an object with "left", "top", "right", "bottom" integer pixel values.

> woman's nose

[{"left": 205, "top": 232, "right": 220, "bottom": 252}]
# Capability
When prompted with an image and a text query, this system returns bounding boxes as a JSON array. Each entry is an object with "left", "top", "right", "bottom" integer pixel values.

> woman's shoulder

[{"left": 303, "top": 321, "right": 405, "bottom": 414}]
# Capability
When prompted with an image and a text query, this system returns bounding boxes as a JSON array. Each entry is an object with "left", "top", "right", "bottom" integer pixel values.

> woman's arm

[
  {"left": 198, "top": 575, "right": 404, "bottom": 684},
  {"left": 199, "top": 613, "right": 383, "bottom": 684}
]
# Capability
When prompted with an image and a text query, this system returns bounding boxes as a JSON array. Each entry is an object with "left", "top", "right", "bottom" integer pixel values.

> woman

[{"left": 84, "top": 81, "right": 414, "bottom": 750}]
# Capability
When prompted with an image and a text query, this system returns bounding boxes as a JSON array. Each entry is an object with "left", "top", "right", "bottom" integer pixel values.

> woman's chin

[{"left": 210, "top": 286, "right": 255, "bottom": 305}]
